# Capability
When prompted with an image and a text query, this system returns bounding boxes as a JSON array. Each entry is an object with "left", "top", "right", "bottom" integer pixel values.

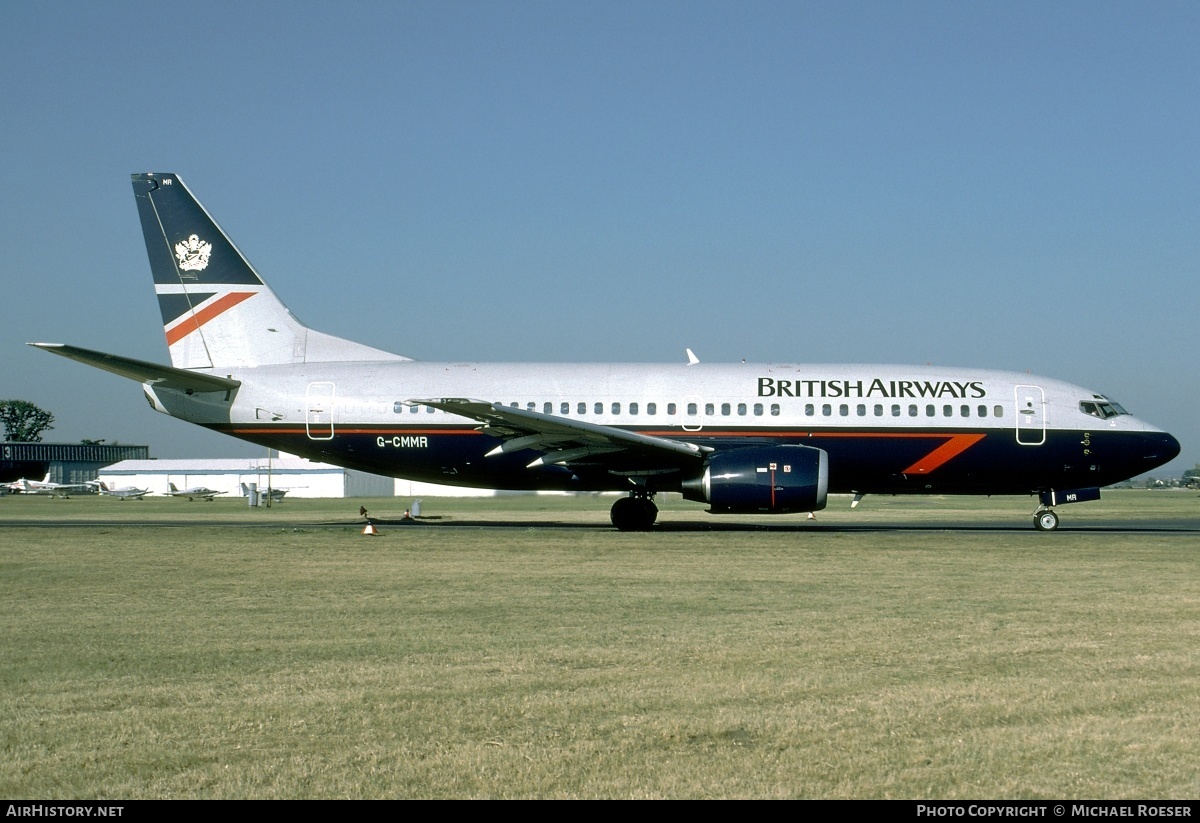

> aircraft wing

[
  {"left": 410, "top": 398, "right": 711, "bottom": 469},
  {"left": 22, "top": 480, "right": 91, "bottom": 494},
  {"left": 29, "top": 343, "right": 241, "bottom": 393}
]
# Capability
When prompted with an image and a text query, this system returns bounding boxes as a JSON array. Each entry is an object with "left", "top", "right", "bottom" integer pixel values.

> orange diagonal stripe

[
  {"left": 901, "top": 433, "right": 986, "bottom": 474},
  {"left": 165, "top": 292, "right": 256, "bottom": 345}
]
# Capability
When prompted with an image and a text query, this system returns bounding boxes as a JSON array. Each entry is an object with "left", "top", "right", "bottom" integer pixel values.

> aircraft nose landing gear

[
  {"left": 611, "top": 492, "right": 658, "bottom": 531},
  {"left": 1033, "top": 488, "right": 1101, "bottom": 531},
  {"left": 1034, "top": 508, "right": 1060, "bottom": 531}
]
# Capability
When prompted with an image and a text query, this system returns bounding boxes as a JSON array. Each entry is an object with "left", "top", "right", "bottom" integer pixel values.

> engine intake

[{"left": 681, "top": 445, "right": 829, "bottom": 514}]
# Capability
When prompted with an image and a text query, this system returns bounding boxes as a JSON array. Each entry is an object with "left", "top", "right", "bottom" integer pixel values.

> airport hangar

[
  {"left": 98, "top": 455, "right": 499, "bottom": 499},
  {"left": 1, "top": 442, "right": 149, "bottom": 486}
]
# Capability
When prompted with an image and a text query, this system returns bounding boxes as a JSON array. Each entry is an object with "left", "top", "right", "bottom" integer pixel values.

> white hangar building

[
  {"left": 99, "top": 456, "right": 395, "bottom": 499},
  {"left": 98, "top": 455, "right": 500, "bottom": 499}
]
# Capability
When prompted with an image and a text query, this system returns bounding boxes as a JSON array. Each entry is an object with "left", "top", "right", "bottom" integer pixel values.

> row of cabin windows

[
  {"left": 392, "top": 401, "right": 1004, "bottom": 419},
  {"left": 804, "top": 403, "right": 1005, "bottom": 418},
  {"left": 392, "top": 401, "right": 785, "bottom": 416},
  {"left": 517, "top": 401, "right": 785, "bottom": 417}
]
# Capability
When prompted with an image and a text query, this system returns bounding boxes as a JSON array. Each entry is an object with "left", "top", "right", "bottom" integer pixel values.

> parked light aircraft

[
  {"left": 90, "top": 481, "right": 151, "bottom": 500},
  {"left": 167, "top": 482, "right": 225, "bottom": 501},
  {"left": 240, "top": 483, "right": 288, "bottom": 503},
  {"left": 5, "top": 474, "right": 93, "bottom": 497},
  {"left": 31, "top": 173, "right": 1181, "bottom": 530}
]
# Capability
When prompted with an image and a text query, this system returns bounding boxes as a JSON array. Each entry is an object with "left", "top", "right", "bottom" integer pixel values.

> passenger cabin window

[
  {"left": 721, "top": 403, "right": 731, "bottom": 416},
  {"left": 705, "top": 403, "right": 715, "bottom": 416},
  {"left": 594, "top": 402, "right": 603, "bottom": 415},
  {"left": 667, "top": 403, "right": 677, "bottom": 415},
  {"left": 611, "top": 402, "right": 621, "bottom": 415},
  {"left": 578, "top": 402, "right": 586, "bottom": 415},
  {"left": 647, "top": 402, "right": 657, "bottom": 415},
  {"left": 561, "top": 402, "right": 569, "bottom": 415},
  {"left": 753, "top": 403, "right": 763, "bottom": 416},
  {"left": 630, "top": 402, "right": 639, "bottom": 415},
  {"left": 393, "top": 402, "right": 405, "bottom": 414},
  {"left": 687, "top": 403, "right": 697, "bottom": 416},
  {"left": 770, "top": 404, "right": 780, "bottom": 416},
  {"left": 544, "top": 402, "right": 553, "bottom": 414}
]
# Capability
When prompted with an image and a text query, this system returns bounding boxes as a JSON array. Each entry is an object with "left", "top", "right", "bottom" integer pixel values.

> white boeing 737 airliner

[{"left": 32, "top": 173, "right": 1180, "bottom": 530}]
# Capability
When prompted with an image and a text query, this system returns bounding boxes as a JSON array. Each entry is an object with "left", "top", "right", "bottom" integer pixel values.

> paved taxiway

[{"left": 2, "top": 516, "right": 1198, "bottom": 534}]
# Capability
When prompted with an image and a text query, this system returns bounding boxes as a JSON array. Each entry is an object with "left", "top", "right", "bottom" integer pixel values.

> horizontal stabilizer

[{"left": 29, "top": 343, "right": 241, "bottom": 393}]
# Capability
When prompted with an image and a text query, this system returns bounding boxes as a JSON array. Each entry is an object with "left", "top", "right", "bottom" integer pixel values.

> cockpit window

[{"left": 1079, "top": 397, "right": 1128, "bottom": 419}]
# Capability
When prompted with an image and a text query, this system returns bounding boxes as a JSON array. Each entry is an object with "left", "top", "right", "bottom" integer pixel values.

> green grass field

[{"left": 1, "top": 491, "right": 1197, "bottom": 798}]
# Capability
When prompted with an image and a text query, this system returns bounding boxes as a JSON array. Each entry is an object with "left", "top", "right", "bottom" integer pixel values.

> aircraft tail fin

[
  {"left": 131, "top": 173, "right": 411, "bottom": 370},
  {"left": 169, "top": 483, "right": 179, "bottom": 492}
]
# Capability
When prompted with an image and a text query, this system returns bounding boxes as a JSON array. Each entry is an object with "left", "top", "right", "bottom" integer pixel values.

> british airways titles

[{"left": 757, "top": 377, "right": 987, "bottom": 399}]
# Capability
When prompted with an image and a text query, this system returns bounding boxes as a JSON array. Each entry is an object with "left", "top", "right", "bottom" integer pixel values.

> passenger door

[
  {"left": 306, "top": 382, "right": 335, "bottom": 440},
  {"left": 1015, "top": 385, "right": 1046, "bottom": 446}
]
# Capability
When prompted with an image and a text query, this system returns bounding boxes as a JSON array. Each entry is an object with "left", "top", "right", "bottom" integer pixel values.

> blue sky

[{"left": 2, "top": 1, "right": 1196, "bottom": 475}]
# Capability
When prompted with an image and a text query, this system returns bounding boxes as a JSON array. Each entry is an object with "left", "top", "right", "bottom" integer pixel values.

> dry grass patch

[{"left": 1, "top": 492, "right": 1197, "bottom": 797}]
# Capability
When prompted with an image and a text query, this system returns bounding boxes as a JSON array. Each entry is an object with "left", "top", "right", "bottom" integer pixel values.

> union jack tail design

[{"left": 131, "top": 173, "right": 408, "bottom": 370}]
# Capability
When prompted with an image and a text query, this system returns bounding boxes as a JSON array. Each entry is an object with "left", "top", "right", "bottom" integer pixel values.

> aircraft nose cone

[
  {"left": 1137, "top": 431, "right": 1181, "bottom": 469},
  {"left": 1156, "top": 433, "right": 1182, "bottom": 464}
]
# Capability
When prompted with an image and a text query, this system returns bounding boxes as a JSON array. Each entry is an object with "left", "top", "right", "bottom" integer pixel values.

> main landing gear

[{"left": 611, "top": 492, "right": 658, "bottom": 531}]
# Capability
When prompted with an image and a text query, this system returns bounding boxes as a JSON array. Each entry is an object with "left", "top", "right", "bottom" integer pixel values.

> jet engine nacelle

[{"left": 681, "top": 445, "right": 829, "bottom": 514}]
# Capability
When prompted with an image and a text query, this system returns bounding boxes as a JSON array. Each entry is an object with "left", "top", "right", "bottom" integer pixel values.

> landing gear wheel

[
  {"left": 611, "top": 496, "right": 658, "bottom": 531},
  {"left": 1035, "top": 510, "right": 1059, "bottom": 531},
  {"left": 637, "top": 498, "right": 658, "bottom": 529}
]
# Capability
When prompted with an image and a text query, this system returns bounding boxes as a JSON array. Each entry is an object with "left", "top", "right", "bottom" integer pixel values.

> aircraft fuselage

[{"left": 144, "top": 360, "right": 1177, "bottom": 497}]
